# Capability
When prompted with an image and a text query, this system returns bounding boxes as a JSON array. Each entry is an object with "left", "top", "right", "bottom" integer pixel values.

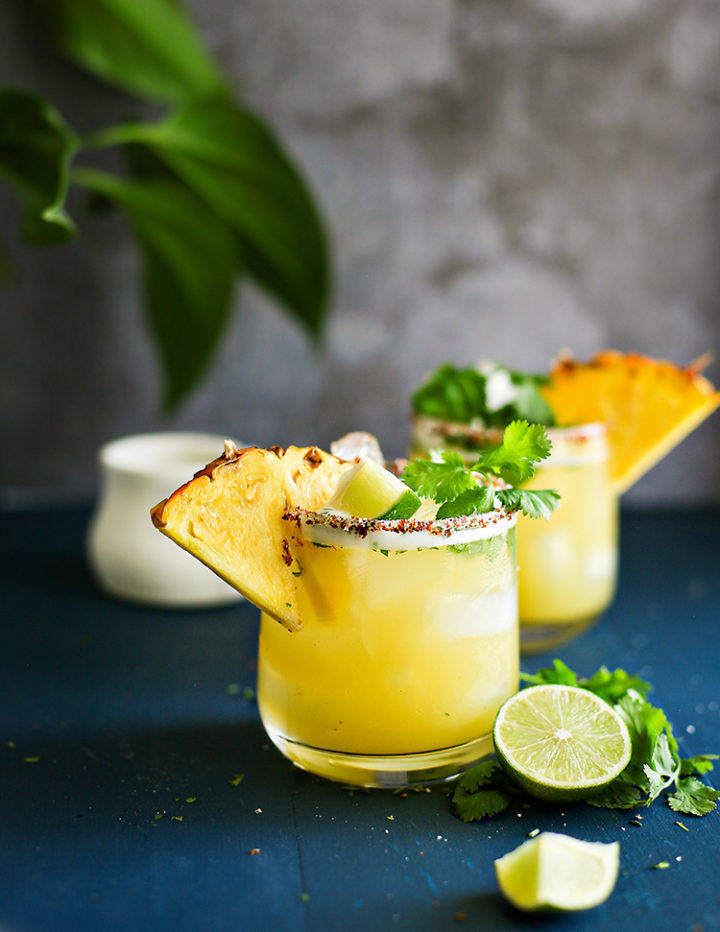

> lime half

[
  {"left": 495, "top": 832, "right": 620, "bottom": 912},
  {"left": 324, "top": 458, "right": 421, "bottom": 520},
  {"left": 493, "top": 684, "right": 631, "bottom": 801}
]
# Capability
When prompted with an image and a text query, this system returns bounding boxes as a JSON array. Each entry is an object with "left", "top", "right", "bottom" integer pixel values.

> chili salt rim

[
  {"left": 411, "top": 414, "right": 605, "bottom": 443},
  {"left": 542, "top": 422, "right": 608, "bottom": 466},
  {"left": 410, "top": 415, "right": 505, "bottom": 448},
  {"left": 410, "top": 416, "right": 608, "bottom": 467},
  {"left": 547, "top": 422, "right": 606, "bottom": 443},
  {"left": 283, "top": 504, "right": 517, "bottom": 551}
]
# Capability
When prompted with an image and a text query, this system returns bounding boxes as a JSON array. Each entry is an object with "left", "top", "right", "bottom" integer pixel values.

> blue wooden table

[{"left": 1, "top": 506, "right": 718, "bottom": 931}]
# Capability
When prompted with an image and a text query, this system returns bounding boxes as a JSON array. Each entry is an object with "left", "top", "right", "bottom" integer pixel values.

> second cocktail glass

[{"left": 517, "top": 423, "right": 617, "bottom": 649}]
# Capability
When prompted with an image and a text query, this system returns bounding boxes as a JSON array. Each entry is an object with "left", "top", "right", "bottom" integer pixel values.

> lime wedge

[
  {"left": 495, "top": 832, "right": 620, "bottom": 912},
  {"left": 376, "top": 489, "right": 423, "bottom": 520},
  {"left": 324, "top": 458, "right": 421, "bottom": 520},
  {"left": 493, "top": 684, "right": 631, "bottom": 801}
]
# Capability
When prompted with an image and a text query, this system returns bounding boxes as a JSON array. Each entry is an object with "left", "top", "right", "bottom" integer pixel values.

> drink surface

[{"left": 257, "top": 521, "right": 518, "bottom": 756}]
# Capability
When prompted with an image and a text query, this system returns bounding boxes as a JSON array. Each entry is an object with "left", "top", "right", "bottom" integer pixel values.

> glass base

[
  {"left": 520, "top": 614, "right": 600, "bottom": 653},
  {"left": 265, "top": 729, "right": 494, "bottom": 788}
]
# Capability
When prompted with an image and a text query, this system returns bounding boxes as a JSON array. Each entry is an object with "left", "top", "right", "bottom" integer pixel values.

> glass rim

[
  {"left": 283, "top": 505, "right": 517, "bottom": 551},
  {"left": 411, "top": 413, "right": 606, "bottom": 443}
]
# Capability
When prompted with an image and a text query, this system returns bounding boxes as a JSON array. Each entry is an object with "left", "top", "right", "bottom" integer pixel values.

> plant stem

[
  {"left": 70, "top": 167, "right": 124, "bottom": 194},
  {"left": 81, "top": 123, "right": 156, "bottom": 150}
]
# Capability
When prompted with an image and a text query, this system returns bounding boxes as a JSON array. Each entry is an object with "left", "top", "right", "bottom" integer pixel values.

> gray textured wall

[{"left": 2, "top": 0, "right": 720, "bottom": 505}]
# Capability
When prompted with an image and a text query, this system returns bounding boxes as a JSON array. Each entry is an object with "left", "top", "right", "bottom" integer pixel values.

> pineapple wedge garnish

[
  {"left": 151, "top": 441, "right": 353, "bottom": 629},
  {"left": 541, "top": 350, "right": 720, "bottom": 494}
]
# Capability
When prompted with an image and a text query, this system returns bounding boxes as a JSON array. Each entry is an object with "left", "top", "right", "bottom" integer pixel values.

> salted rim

[
  {"left": 283, "top": 505, "right": 516, "bottom": 551},
  {"left": 411, "top": 414, "right": 605, "bottom": 443},
  {"left": 410, "top": 416, "right": 607, "bottom": 466}
]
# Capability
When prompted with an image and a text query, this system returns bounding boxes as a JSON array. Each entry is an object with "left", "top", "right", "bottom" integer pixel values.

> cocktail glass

[
  {"left": 409, "top": 416, "right": 616, "bottom": 652},
  {"left": 257, "top": 506, "right": 518, "bottom": 787},
  {"left": 516, "top": 423, "right": 617, "bottom": 650}
]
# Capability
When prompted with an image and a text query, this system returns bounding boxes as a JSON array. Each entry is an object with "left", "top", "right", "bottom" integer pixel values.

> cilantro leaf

[
  {"left": 402, "top": 451, "right": 476, "bottom": 501},
  {"left": 475, "top": 420, "right": 552, "bottom": 486},
  {"left": 643, "top": 733, "right": 681, "bottom": 805},
  {"left": 451, "top": 761, "right": 514, "bottom": 822},
  {"left": 587, "top": 775, "right": 649, "bottom": 810},
  {"left": 402, "top": 421, "right": 558, "bottom": 521},
  {"left": 452, "top": 787, "right": 510, "bottom": 822},
  {"left": 680, "top": 754, "right": 719, "bottom": 777},
  {"left": 614, "top": 691, "right": 671, "bottom": 788},
  {"left": 522, "top": 660, "right": 651, "bottom": 703},
  {"left": 455, "top": 759, "right": 505, "bottom": 792},
  {"left": 581, "top": 666, "right": 652, "bottom": 704},
  {"left": 436, "top": 485, "right": 495, "bottom": 519},
  {"left": 411, "top": 363, "right": 488, "bottom": 423},
  {"left": 667, "top": 777, "right": 720, "bottom": 816},
  {"left": 496, "top": 488, "right": 560, "bottom": 520},
  {"left": 520, "top": 659, "right": 578, "bottom": 688},
  {"left": 411, "top": 361, "right": 555, "bottom": 427}
]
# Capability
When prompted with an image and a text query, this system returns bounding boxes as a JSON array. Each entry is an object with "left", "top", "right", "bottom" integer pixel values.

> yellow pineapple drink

[
  {"left": 257, "top": 508, "right": 518, "bottom": 785},
  {"left": 516, "top": 424, "right": 617, "bottom": 647}
]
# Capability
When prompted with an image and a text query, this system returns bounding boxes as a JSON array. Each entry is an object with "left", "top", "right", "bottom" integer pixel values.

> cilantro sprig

[
  {"left": 452, "top": 659, "right": 719, "bottom": 822},
  {"left": 402, "top": 420, "right": 560, "bottom": 520},
  {"left": 451, "top": 760, "right": 515, "bottom": 822},
  {"left": 411, "top": 361, "right": 555, "bottom": 428}
]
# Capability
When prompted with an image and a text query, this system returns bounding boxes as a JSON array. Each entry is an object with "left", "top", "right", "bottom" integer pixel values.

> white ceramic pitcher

[{"left": 87, "top": 431, "right": 243, "bottom": 608}]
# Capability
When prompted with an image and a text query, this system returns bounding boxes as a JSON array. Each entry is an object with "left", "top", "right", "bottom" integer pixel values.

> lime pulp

[
  {"left": 495, "top": 832, "right": 620, "bottom": 912},
  {"left": 492, "top": 684, "right": 631, "bottom": 801}
]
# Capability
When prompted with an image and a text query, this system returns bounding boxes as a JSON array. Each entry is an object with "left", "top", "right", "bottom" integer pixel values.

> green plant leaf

[
  {"left": 436, "top": 485, "right": 496, "bottom": 519},
  {"left": 0, "top": 89, "right": 78, "bottom": 244},
  {"left": 680, "top": 754, "right": 719, "bottom": 777},
  {"left": 668, "top": 777, "right": 720, "bottom": 816},
  {"left": 130, "top": 99, "right": 330, "bottom": 335},
  {"left": 74, "top": 169, "right": 237, "bottom": 409},
  {"left": 455, "top": 759, "right": 506, "bottom": 793},
  {"left": 613, "top": 691, "right": 672, "bottom": 789},
  {"left": 32, "top": 0, "right": 227, "bottom": 104},
  {"left": 411, "top": 363, "right": 488, "bottom": 423},
  {"left": 580, "top": 666, "right": 652, "bottom": 704},
  {"left": 122, "top": 141, "right": 180, "bottom": 184},
  {"left": 586, "top": 775, "right": 648, "bottom": 810},
  {"left": 411, "top": 362, "right": 555, "bottom": 427},
  {"left": 475, "top": 420, "right": 552, "bottom": 486},
  {"left": 402, "top": 450, "right": 478, "bottom": 501},
  {"left": 451, "top": 760, "right": 515, "bottom": 821},
  {"left": 495, "top": 487, "right": 561, "bottom": 520},
  {"left": 643, "top": 733, "right": 680, "bottom": 804}
]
